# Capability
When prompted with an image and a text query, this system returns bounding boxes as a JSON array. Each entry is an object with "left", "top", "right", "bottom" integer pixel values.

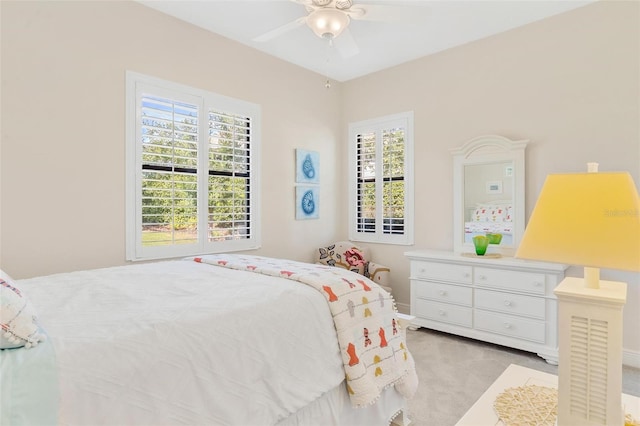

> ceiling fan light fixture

[{"left": 307, "top": 9, "right": 350, "bottom": 39}]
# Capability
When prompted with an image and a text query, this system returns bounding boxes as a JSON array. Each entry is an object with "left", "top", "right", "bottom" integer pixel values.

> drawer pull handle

[
  {"left": 464, "top": 273, "right": 470, "bottom": 278},
  {"left": 438, "top": 310, "right": 446, "bottom": 316},
  {"left": 504, "top": 322, "right": 512, "bottom": 329},
  {"left": 504, "top": 300, "right": 512, "bottom": 307},
  {"left": 438, "top": 290, "right": 447, "bottom": 296},
  {"left": 533, "top": 282, "right": 542, "bottom": 287},
  {"left": 479, "top": 275, "right": 487, "bottom": 280}
]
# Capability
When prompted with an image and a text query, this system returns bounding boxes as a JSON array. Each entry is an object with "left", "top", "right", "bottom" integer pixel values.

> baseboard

[
  {"left": 396, "top": 301, "right": 410, "bottom": 315},
  {"left": 623, "top": 349, "right": 640, "bottom": 369}
]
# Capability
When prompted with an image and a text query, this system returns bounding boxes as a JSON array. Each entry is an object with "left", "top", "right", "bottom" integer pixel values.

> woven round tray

[
  {"left": 493, "top": 385, "right": 558, "bottom": 426},
  {"left": 461, "top": 252, "right": 502, "bottom": 259},
  {"left": 626, "top": 413, "right": 640, "bottom": 426}
]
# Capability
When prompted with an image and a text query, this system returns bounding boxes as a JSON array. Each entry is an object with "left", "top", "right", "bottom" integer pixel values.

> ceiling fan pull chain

[{"left": 324, "top": 38, "right": 333, "bottom": 89}]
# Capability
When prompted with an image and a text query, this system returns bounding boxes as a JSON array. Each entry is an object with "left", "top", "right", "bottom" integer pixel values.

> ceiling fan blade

[
  {"left": 333, "top": 27, "right": 359, "bottom": 58},
  {"left": 350, "top": 4, "right": 428, "bottom": 24},
  {"left": 253, "top": 17, "right": 307, "bottom": 42}
]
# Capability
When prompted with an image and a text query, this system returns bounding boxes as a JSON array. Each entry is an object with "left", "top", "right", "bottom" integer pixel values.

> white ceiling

[{"left": 137, "top": 0, "right": 594, "bottom": 82}]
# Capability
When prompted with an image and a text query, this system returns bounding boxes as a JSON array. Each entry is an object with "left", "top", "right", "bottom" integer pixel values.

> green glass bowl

[
  {"left": 472, "top": 235, "right": 489, "bottom": 255},
  {"left": 486, "top": 233, "right": 503, "bottom": 245}
]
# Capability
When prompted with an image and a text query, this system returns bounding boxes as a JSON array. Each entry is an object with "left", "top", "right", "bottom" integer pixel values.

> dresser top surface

[{"left": 405, "top": 249, "right": 568, "bottom": 273}]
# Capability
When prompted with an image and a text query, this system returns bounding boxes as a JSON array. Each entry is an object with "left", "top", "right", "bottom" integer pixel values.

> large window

[
  {"left": 126, "top": 72, "right": 261, "bottom": 261},
  {"left": 348, "top": 112, "right": 414, "bottom": 245}
]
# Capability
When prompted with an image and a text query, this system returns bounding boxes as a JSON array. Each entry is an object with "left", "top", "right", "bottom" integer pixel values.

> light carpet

[{"left": 404, "top": 328, "right": 640, "bottom": 426}]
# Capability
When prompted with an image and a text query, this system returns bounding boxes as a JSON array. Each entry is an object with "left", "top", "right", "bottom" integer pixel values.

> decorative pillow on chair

[
  {"left": 364, "top": 261, "right": 391, "bottom": 286},
  {"left": 0, "top": 270, "right": 45, "bottom": 349},
  {"left": 318, "top": 243, "right": 367, "bottom": 276}
]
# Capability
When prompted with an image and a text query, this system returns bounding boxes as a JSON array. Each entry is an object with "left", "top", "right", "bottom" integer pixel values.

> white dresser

[{"left": 405, "top": 250, "right": 567, "bottom": 364}]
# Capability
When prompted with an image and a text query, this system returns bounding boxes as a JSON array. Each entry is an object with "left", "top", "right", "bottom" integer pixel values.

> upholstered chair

[{"left": 315, "top": 241, "right": 392, "bottom": 294}]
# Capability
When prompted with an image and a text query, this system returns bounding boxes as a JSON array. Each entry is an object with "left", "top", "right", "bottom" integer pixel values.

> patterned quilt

[{"left": 194, "top": 254, "right": 418, "bottom": 407}]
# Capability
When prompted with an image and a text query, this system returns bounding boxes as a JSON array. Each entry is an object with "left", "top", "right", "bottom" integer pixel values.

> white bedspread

[
  {"left": 13, "top": 260, "right": 346, "bottom": 425},
  {"left": 194, "top": 254, "right": 418, "bottom": 408},
  {"left": 465, "top": 221, "right": 513, "bottom": 234}
]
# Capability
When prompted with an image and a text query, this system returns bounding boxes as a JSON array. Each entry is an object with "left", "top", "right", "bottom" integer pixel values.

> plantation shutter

[
  {"left": 207, "top": 110, "right": 252, "bottom": 242},
  {"left": 349, "top": 112, "right": 414, "bottom": 245},
  {"left": 382, "top": 128, "right": 405, "bottom": 235},
  {"left": 356, "top": 131, "right": 376, "bottom": 233},
  {"left": 126, "top": 72, "right": 261, "bottom": 261},
  {"left": 141, "top": 95, "right": 199, "bottom": 247}
]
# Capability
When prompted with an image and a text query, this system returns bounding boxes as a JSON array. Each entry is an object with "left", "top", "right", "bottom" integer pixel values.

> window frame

[
  {"left": 125, "top": 71, "right": 261, "bottom": 261},
  {"left": 348, "top": 111, "right": 414, "bottom": 245}
]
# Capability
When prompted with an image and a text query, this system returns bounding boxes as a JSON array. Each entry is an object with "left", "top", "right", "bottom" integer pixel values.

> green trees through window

[
  {"left": 140, "top": 97, "right": 252, "bottom": 246},
  {"left": 356, "top": 128, "right": 406, "bottom": 235},
  {"left": 126, "top": 72, "right": 260, "bottom": 260},
  {"left": 141, "top": 96, "right": 199, "bottom": 245},
  {"left": 349, "top": 112, "right": 414, "bottom": 245}
]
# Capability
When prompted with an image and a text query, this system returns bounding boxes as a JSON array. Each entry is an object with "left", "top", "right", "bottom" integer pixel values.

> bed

[
  {"left": 464, "top": 202, "right": 514, "bottom": 245},
  {"left": 1, "top": 254, "right": 418, "bottom": 425}
]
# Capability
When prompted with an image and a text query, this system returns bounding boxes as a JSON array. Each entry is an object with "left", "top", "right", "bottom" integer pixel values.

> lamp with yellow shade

[{"left": 516, "top": 163, "right": 640, "bottom": 426}]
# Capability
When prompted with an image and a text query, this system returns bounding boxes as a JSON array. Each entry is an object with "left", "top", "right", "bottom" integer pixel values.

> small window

[
  {"left": 348, "top": 112, "right": 414, "bottom": 245},
  {"left": 126, "top": 72, "right": 261, "bottom": 261}
]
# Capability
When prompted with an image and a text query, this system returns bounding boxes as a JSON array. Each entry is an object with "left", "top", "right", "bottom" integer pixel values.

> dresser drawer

[
  {"left": 474, "top": 267, "right": 546, "bottom": 295},
  {"left": 474, "top": 289, "right": 545, "bottom": 320},
  {"left": 411, "top": 261, "right": 472, "bottom": 285},
  {"left": 413, "top": 299, "right": 472, "bottom": 327},
  {"left": 474, "top": 310, "right": 546, "bottom": 343},
  {"left": 413, "top": 281, "right": 472, "bottom": 306}
]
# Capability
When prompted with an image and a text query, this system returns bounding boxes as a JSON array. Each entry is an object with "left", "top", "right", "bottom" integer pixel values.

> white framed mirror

[{"left": 451, "top": 135, "right": 529, "bottom": 256}]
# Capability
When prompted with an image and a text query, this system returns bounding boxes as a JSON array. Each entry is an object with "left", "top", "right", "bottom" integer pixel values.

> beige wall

[
  {"left": 341, "top": 1, "right": 640, "bottom": 356},
  {"left": 1, "top": 1, "right": 345, "bottom": 277},
  {"left": 2, "top": 1, "right": 639, "bottom": 357}
]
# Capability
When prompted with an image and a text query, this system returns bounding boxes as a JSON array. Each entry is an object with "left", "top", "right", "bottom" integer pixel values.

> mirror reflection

[
  {"left": 451, "top": 135, "right": 528, "bottom": 256},
  {"left": 464, "top": 162, "right": 514, "bottom": 246}
]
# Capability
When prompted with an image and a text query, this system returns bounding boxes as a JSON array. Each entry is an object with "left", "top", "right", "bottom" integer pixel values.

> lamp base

[{"left": 554, "top": 277, "right": 627, "bottom": 426}]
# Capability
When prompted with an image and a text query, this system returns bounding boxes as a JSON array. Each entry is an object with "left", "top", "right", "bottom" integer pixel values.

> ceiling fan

[{"left": 253, "top": 0, "right": 423, "bottom": 58}]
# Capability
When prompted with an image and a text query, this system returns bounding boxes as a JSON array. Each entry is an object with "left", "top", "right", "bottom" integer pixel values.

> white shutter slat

[
  {"left": 356, "top": 131, "right": 377, "bottom": 233},
  {"left": 140, "top": 95, "right": 199, "bottom": 247},
  {"left": 207, "top": 110, "right": 253, "bottom": 242}
]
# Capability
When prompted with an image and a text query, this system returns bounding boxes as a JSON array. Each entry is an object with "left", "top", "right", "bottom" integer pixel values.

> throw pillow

[
  {"left": 318, "top": 244, "right": 338, "bottom": 267},
  {"left": 474, "top": 206, "right": 491, "bottom": 222},
  {"left": 343, "top": 247, "right": 367, "bottom": 276},
  {"left": 505, "top": 205, "right": 514, "bottom": 222},
  {"left": 489, "top": 206, "right": 506, "bottom": 222},
  {"left": 0, "top": 270, "right": 45, "bottom": 349},
  {"left": 318, "top": 243, "right": 367, "bottom": 276}
]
